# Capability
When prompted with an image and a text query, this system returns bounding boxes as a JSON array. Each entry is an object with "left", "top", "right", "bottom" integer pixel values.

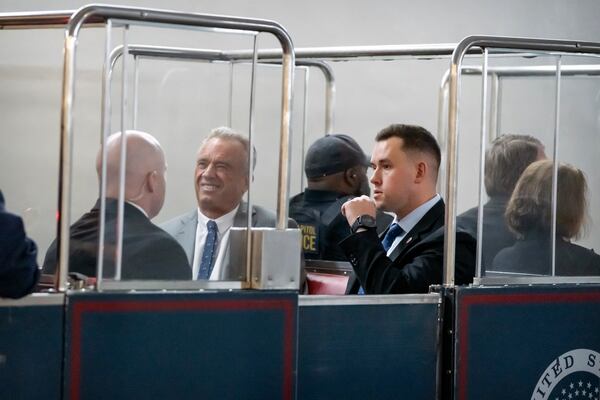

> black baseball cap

[{"left": 304, "top": 134, "right": 369, "bottom": 179}]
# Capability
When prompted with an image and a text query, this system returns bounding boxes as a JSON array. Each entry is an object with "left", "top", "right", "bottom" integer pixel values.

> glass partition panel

[
  {"left": 98, "top": 27, "right": 261, "bottom": 285},
  {"left": 457, "top": 50, "right": 600, "bottom": 279},
  {"left": 0, "top": 28, "right": 64, "bottom": 282}
]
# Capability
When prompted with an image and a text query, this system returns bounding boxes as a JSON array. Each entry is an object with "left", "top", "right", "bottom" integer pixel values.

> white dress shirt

[
  {"left": 192, "top": 205, "right": 239, "bottom": 280},
  {"left": 386, "top": 194, "right": 441, "bottom": 257}
]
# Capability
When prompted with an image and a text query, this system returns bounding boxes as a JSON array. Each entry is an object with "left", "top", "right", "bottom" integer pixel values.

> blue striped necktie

[
  {"left": 358, "top": 223, "right": 404, "bottom": 295},
  {"left": 198, "top": 220, "right": 218, "bottom": 280}
]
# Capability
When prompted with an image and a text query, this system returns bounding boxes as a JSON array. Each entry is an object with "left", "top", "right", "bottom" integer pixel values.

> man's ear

[
  {"left": 414, "top": 161, "right": 427, "bottom": 183},
  {"left": 343, "top": 168, "right": 356, "bottom": 186},
  {"left": 146, "top": 171, "right": 157, "bottom": 193}
]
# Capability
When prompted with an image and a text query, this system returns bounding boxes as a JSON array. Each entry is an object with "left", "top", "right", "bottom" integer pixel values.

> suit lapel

[
  {"left": 387, "top": 199, "right": 445, "bottom": 261},
  {"left": 233, "top": 202, "right": 257, "bottom": 227},
  {"left": 175, "top": 211, "right": 198, "bottom": 264}
]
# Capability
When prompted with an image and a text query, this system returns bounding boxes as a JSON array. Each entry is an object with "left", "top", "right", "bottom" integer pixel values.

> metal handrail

[
  {"left": 444, "top": 35, "right": 600, "bottom": 287},
  {"left": 461, "top": 64, "right": 600, "bottom": 77},
  {"left": 0, "top": 10, "right": 100, "bottom": 29},
  {"left": 107, "top": 44, "right": 336, "bottom": 133},
  {"left": 227, "top": 44, "right": 489, "bottom": 61}
]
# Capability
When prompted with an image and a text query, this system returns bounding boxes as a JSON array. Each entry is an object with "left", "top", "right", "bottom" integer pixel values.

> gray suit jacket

[{"left": 161, "top": 203, "right": 295, "bottom": 280}]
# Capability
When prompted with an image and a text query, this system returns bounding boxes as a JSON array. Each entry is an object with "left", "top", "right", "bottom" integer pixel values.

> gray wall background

[{"left": 1, "top": 0, "right": 599, "bottom": 265}]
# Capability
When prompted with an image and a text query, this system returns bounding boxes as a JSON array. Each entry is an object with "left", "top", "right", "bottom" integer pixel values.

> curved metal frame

[
  {"left": 108, "top": 45, "right": 335, "bottom": 196},
  {"left": 438, "top": 64, "right": 600, "bottom": 148},
  {"left": 444, "top": 35, "right": 600, "bottom": 287},
  {"left": 228, "top": 43, "right": 495, "bottom": 61},
  {"left": 0, "top": 4, "right": 296, "bottom": 291},
  {"left": 107, "top": 45, "right": 335, "bottom": 134},
  {"left": 438, "top": 62, "right": 600, "bottom": 277}
]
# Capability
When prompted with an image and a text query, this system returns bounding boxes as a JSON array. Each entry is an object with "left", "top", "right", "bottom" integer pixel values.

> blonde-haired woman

[{"left": 492, "top": 160, "right": 600, "bottom": 275}]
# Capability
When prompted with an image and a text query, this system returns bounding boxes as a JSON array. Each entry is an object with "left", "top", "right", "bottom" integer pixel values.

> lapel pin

[{"left": 406, "top": 236, "right": 413, "bottom": 244}]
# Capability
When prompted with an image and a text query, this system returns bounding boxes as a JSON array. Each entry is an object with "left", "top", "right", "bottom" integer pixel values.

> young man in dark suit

[
  {"left": 340, "top": 124, "right": 476, "bottom": 294},
  {"left": 42, "top": 131, "right": 190, "bottom": 280}
]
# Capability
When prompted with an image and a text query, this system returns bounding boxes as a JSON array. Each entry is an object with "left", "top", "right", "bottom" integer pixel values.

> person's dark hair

[
  {"left": 203, "top": 126, "right": 257, "bottom": 172},
  {"left": 505, "top": 160, "right": 587, "bottom": 240},
  {"left": 375, "top": 124, "right": 441, "bottom": 173},
  {"left": 485, "top": 134, "right": 544, "bottom": 197}
]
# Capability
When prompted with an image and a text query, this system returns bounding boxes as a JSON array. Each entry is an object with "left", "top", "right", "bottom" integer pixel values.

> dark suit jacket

[
  {"left": 340, "top": 199, "right": 476, "bottom": 294},
  {"left": 457, "top": 196, "right": 515, "bottom": 268},
  {"left": 492, "top": 233, "right": 600, "bottom": 276},
  {"left": 0, "top": 190, "right": 40, "bottom": 298},
  {"left": 42, "top": 199, "right": 191, "bottom": 280}
]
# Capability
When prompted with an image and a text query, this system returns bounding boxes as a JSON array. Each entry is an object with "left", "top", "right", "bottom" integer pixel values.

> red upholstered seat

[{"left": 306, "top": 272, "right": 349, "bottom": 295}]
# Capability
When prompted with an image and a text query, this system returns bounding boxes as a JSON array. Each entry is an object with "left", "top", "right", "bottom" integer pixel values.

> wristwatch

[{"left": 351, "top": 214, "right": 377, "bottom": 233}]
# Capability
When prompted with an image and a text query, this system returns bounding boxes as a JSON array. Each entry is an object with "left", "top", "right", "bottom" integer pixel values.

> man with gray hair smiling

[
  {"left": 162, "top": 126, "right": 295, "bottom": 281},
  {"left": 42, "top": 130, "right": 190, "bottom": 280}
]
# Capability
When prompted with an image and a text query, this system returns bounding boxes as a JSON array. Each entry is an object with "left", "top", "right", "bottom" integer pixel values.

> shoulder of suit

[
  {"left": 409, "top": 224, "right": 476, "bottom": 248},
  {"left": 130, "top": 219, "right": 187, "bottom": 250},
  {"left": 250, "top": 204, "right": 298, "bottom": 228},
  {"left": 251, "top": 204, "right": 275, "bottom": 220},
  {"left": 160, "top": 209, "right": 197, "bottom": 231},
  {"left": 124, "top": 222, "right": 190, "bottom": 269},
  {"left": 457, "top": 206, "right": 478, "bottom": 221},
  {"left": 562, "top": 240, "right": 600, "bottom": 259},
  {"left": 288, "top": 192, "right": 304, "bottom": 206}
]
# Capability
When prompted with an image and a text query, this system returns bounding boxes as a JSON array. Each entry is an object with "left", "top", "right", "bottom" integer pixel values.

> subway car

[{"left": 1, "top": 4, "right": 599, "bottom": 399}]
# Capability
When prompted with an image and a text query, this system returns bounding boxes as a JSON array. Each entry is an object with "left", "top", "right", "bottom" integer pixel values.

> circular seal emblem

[{"left": 532, "top": 349, "right": 600, "bottom": 400}]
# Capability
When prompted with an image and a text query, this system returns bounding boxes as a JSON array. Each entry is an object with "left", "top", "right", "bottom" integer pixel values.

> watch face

[
  {"left": 359, "top": 214, "right": 377, "bottom": 228},
  {"left": 352, "top": 214, "right": 377, "bottom": 233}
]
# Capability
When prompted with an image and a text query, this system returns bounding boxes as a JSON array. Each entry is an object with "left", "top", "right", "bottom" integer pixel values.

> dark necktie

[
  {"left": 358, "top": 223, "right": 405, "bottom": 295},
  {"left": 382, "top": 223, "right": 404, "bottom": 251},
  {"left": 198, "top": 220, "right": 218, "bottom": 280}
]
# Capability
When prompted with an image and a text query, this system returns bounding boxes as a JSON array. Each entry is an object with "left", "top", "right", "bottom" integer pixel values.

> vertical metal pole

[
  {"left": 495, "top": 77, "right": 503, "bottom": 139},
  {"left": 227, "top": 61, "right": 234, "bottom": 127},
  {"left": 551, "top": 56, "right": 562, "bottom": 276},
  {"left": 489, "top": 73, "right": 499, "bottom": 141},
  {"left": 97, "top": 19, "right": 113, "bottom": 289},
  {"left": 444, "top": 60, "right": 463, "bottom": 287},
  {"left": 475, "top": 49, "right": 489, "bottom": 278},
  {"left": 300, "top": 67, "right": 310, "bottom": 191},
  {"left": 436, "top": 71, "right": 450, "bottom": 199},
  {"left": 57, "top": 33, "right": 78, "bottom": 292},
  {"left": 246, "top": 34, "right": 259, "bottom": 283},
  {"left": 276, "top": 42, "right": 295, "bottom": 230},
  {"left": 437, "top": 73, "right": 449, "bottom": 152},
  {"left": 324, "top": 68, "right": 334, "bottom": 134},
  {"left": 132, "top": 54, "right": 139, "bottom": 129},
  {"left": 115, "top": 25, "right": 129, "bottom": 281}
]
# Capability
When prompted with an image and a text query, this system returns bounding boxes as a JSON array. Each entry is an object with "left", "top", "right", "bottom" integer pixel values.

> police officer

[{"left": 289, "top": 134, "right": 392, "bottom": 261}]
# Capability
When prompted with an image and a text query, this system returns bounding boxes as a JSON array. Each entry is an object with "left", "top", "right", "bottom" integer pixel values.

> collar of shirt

[
  {"left": 393, "top": 193, "right": 441, "bottom": 236},
  {"left": 197, "top": 205, "right": 239, "bottom": 235},
  {"left": 126, "top": 201, "right": 148, "bottom": 218},
  {"left": 385, "top": 194, "right": 441, "bottom": 257}
]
